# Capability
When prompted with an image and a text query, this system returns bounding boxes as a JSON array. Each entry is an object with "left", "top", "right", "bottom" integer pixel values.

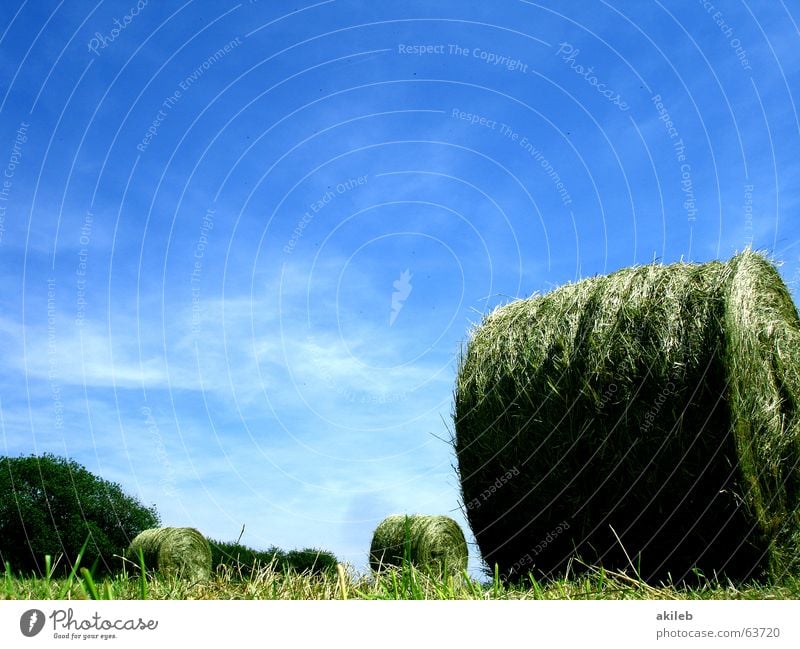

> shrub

[
  {"left": 283, "top": 548, "right": 338, "bottom": 575},
  {"left": 0, "top": 453, "right": 160, "bottom": 576},
  {"left": 210, "top": 540, "right": 283, "bottom": 578},
  {"left": 210, "top": 539, "right": 338, "bottom": 577}
]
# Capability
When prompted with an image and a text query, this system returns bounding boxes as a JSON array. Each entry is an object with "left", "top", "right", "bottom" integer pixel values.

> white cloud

[{"left": 1, "top": 260, "right": 467, "bottom": 570}]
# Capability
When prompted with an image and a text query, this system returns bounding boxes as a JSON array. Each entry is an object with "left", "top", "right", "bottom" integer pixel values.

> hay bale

[
  {"left": 454, "top": 250, "right": 800, "bottom": 583},
  {"left": 127, "top": 527, "right": 212, "bottom": 581},
  {"left": 369, "top": 514, "right": 468, "bottom": 576}
]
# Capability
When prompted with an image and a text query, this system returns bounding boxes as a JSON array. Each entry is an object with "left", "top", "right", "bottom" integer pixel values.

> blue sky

[{"left": 0, "top": 0, "right": 799, "bottom": 575}]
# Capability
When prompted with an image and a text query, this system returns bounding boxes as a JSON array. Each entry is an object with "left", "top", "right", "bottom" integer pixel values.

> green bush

[
  {"left": 210, "top": 539, "right": 338, "bottom": 578},
  {"left": 210, "top": 540, "right": 283, "bottom": 578},
  {"left": 0, "top": 453, "right": 160, "bottom": 576},
  {"left": 283, "top": 548, "right": 338, "bottom": 575}
]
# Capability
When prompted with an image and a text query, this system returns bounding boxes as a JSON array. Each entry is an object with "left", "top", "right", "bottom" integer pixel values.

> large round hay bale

[
  {"left": 455, "top": 250, "right": 800, "bottom": 583},
  {"left": 127, "top": 527, "right": 212, "bottom": 581},
  {"left": 369, "top": 514, "right": 468, "bottom": 576}
]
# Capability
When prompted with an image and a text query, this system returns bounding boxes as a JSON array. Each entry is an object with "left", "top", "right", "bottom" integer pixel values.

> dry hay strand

[
  {"left": 127, "top": 527, "right": 212, "bottom": 582},
  {"left": 454, "top": 249, "right": 800, "bottom": 584},
  {"left": 369, "top": 514, "right": 468, "bottom": 576}
]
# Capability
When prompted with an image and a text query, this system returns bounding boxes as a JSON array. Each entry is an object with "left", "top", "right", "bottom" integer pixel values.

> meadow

[
  {"left": 3, "top": 555, "right": 799, "bottom": 600},
  {"left": 5, "top": 252, "right": 800, "bottom": 602}
]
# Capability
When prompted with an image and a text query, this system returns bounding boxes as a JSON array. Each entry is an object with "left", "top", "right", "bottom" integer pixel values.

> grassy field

[{"left": 3, "top": 558, "right": 799, "bottom": 600}]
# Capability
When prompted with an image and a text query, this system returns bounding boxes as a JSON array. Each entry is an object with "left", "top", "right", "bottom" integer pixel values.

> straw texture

[{"left": 455, "top": 250, "right": 800, "bottom": 583}]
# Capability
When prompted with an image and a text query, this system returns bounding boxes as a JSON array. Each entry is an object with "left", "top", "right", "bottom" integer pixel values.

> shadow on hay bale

[
  {"left": 369, "top": 514, "right": 468, "bottom": 577},
  {"left": 126, "top": 527, "right": 211, "bottom": 582},
  {"left": 455, "top": 250, "right": 800, "bottom": 584}
]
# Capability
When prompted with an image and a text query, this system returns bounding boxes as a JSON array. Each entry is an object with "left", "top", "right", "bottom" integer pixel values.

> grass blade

[
  {"left": 57, "top": 537, "right": 90, "bottom": 599},
  {"left": 138, "top": 547, "right": 148, "bottom": 600},
  {"left": 79, "top": 567, "right": 100, "bottom": 600}
]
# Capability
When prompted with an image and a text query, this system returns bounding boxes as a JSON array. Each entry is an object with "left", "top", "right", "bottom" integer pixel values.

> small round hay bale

[
  {"left": 455, "top": 250, "right": 800, "bottom": 583},
  {"left": 127, "top": 527, "right": 212, "bottom": 581},
  {"left": 369, "top": 514, "right": 468, "bottom": 576}
]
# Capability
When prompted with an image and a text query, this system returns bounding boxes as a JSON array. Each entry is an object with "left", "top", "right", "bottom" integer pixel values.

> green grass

[{"left": 2, "top": 556, "right": 799, "bottom": 600}]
